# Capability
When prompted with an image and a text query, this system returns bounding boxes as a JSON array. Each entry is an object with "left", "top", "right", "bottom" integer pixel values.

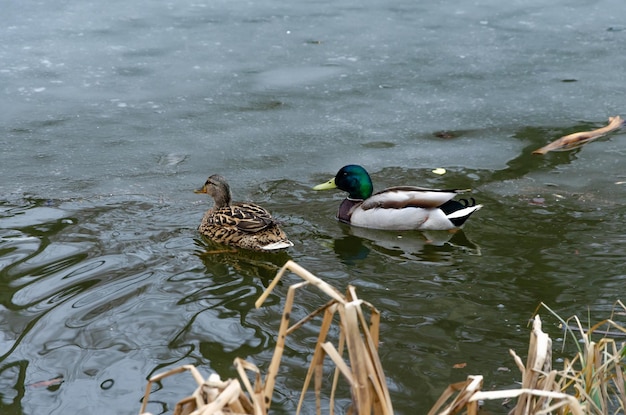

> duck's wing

[
  {"left": 360, "top": 186, "right": 469, "bottom": 210},
  {"left": 212, "top": 203, "right": 276, "bottom": 233}
]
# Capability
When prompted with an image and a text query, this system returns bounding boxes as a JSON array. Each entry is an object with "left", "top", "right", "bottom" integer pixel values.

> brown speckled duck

[{"left": 194, "top": 174, "right": 293, "bottom": 251}]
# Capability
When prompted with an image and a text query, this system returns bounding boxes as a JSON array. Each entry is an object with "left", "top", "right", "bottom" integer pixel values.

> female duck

[
  {"left": 195, "top": 174, "right": 293, "bottom": 251},
  {"left": 313, "top": 165, "right": 482, "bottom": 231}
]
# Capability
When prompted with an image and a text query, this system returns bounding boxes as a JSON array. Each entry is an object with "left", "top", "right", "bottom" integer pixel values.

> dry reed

[
  {"left": 429, "top": 301, "right": 626, "bottom": 415},
  {"left": 139, "top": 260, "right": 393, "bottom": 415},
  {"left": 138, "top": 262, "right": 626, "bottom": 415}
]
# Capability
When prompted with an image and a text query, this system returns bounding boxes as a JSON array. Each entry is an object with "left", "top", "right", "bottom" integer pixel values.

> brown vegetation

[{"left": 138, "top": 263, "right": 626, "bottom": 415}]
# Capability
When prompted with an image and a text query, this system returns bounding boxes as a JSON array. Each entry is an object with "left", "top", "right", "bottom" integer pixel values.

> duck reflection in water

[
  {"left": 194, "top": 237, "right": 292, "bottom": 288},
  {"left": 332, "top": 226, "right": 480, "bottom": 264}
]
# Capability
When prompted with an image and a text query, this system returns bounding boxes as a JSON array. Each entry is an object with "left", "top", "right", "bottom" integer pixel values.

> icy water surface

[{"left": 2, "top": 0, "right": 626, "bottom": 413}]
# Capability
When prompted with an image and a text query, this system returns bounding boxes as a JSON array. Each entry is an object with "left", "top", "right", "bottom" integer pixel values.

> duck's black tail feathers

[{"left": 439, "top": 198, "right": 482, "bottom": 227}]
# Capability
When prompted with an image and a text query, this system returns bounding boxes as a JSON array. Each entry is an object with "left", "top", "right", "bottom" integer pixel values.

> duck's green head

[{"left": 313, "top": 164, "right": 374, "bottom": 200}]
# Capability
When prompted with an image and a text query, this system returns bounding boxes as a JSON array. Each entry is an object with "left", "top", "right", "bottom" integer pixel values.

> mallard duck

[
  {"left": 313, "top": 165, "right": 482, "bottom": 231},
  {"left": 194, "top": 175, "right": 293, "bottom": 251}
]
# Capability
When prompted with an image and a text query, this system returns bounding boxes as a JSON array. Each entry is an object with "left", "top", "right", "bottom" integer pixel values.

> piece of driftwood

[{"left": 532, "top": 116, "right": 624, "bottom": 154}]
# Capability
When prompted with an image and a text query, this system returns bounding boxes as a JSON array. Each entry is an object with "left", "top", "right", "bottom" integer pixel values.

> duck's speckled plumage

[
  {"left": 195, "top": 175, "right": 293, "bottom": 251},
  {"left": 313, "top": 165, "right": 482, "bottom": 231}
]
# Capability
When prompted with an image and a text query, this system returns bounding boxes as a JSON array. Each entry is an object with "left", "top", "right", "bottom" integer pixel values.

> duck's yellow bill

[
  {"left": 194, "top": 187, "right": 207, "bottom": 194},
  {"left": 313, "top": 178, "right": 337, "bottom": 190}
]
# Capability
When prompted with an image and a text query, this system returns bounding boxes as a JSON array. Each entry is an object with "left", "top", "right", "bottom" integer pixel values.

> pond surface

[{"left": 2, "top": 0, "right": 626, "bottom": 413}]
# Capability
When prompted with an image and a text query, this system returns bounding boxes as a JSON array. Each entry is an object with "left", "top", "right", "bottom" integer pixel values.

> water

[{"left": 2, "top": 0, "right": 626, "bottom": 413}]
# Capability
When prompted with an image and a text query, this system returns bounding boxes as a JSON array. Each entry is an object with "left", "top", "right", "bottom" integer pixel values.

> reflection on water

[{"left": 332, "top": 226, "right": 480, "bottom": 265}]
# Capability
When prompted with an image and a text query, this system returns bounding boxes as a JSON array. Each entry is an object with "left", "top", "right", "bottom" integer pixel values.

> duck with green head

[{"left": 313, "top": 165, "right": 482, "bottom": 231}]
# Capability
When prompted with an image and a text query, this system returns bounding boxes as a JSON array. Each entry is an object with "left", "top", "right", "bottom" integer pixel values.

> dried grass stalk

[
  {"left": 139, "top": 269, "right": 625, "bottom": 415},
  {"left": 428, "top": 315, "right": 582, "bottom": 415},
  {"left": 139, "top": 365, "right": 257, "bottom": 415},
  {"left": 541, "top": 301, "right": 626, "bottom": 414},
  {"left": 427, "top": 375, "right": 484, "bottom": 415},
  {"left": 513, "top": 315, "right": 556, "bottom": 414},
  {"left": 430, "top": 302, "right": 626, "bottom": 415},
  {"left": 140, "top": 260, "right": 394, "bottom": 415},
  {"left": 255, "top": 260, "right": 394, "bottom": 415}
]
